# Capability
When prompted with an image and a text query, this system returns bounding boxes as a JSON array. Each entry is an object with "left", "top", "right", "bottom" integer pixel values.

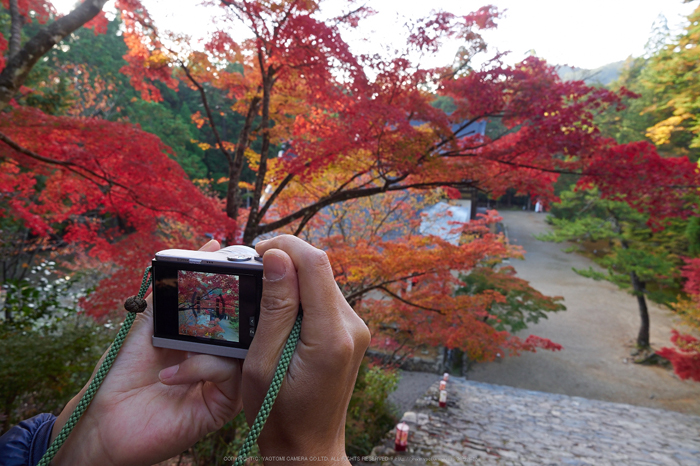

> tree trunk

[
  {"left": 0, "top": 0, "right": 110, "bottom": 111},
  {"left": 243, "top": 68, "right": 274, "bottom": 245},
  {"left": 225, "top": 96, "right": 261, "bottom": 242},
  {"left": 630, "top": 271, "right": 650, "bottom": 348},
  {"left": 9, "top": 0, "right": 24, "bottom": 59}
]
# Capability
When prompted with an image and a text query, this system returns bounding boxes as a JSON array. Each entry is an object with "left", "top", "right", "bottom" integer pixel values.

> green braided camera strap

[{"left": 38, "top": 265, "right": 302, "bottom": 466}]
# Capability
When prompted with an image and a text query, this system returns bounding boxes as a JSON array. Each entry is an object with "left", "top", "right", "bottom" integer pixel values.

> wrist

[{"left": 50, "top": 391, "right": 113, "bottom": 466}]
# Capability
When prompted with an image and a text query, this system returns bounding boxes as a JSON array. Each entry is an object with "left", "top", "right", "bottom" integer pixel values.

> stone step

[{"left": 361, "top": 377, "right": 700, "bottom": 466}]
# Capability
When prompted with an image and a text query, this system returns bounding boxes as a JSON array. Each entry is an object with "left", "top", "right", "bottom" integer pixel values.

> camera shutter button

[{"left": 227, "top": 254, "right": 249, "bottom": 262}]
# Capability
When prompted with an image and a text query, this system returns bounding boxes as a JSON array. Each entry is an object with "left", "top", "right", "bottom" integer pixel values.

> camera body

[{"left": 152, "top": 245, "right": 262, "bottom": 359}]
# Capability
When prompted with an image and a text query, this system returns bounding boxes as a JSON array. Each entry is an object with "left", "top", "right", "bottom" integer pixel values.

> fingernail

[
  {"left": 159, "top": 364, "right": 179, "bottom": 381},
  {"left": 263, "top": 251, "right": 286, "bottom": 281}
]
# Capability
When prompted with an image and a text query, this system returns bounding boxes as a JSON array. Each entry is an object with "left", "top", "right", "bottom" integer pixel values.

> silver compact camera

[{"left": 152, "top": 245, "right": 262, "bottom": 359}]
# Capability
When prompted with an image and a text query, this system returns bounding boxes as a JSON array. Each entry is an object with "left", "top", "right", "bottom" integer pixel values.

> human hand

[
  {"left": 52, "top": 240, "right": 242, "bottom": 466},
  {"left": 245, "top": 235, "right": 371, "bottom": 465}
]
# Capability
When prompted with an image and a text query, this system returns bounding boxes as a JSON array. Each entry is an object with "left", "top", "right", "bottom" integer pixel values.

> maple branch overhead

[
  {"left": 292, "top": 207, "right": 320, "bottom": 236},
  {"left": 272, "top": 0, "right": 299, "bottom": 41},
  {"left": 331, "top": 4, "right": 368, "bottom": 26},
  {"left": 429, "top": 116, "right": 483, "bottom": 154},
  {"left": 370, "top": 195, "right": 411, "bottom": 238},
  {"left": 439, "top": 128, "right": 514, "bottom": 153},
  {"left": 256, "top": 172, "right": 295, "bottom": 223},
  {"left": 0, "top": 130, "right": 127, "bottom": 190},
  {"left": 343, "top": 271, "right": 433, "bottom": 305},
  {"left": 178, "top": 61, "right": 233, "bottom": 165},
  {"left": 0, "top": 0, "right": 110, "bottom": 111},
  {"left": 331, "top": 169, "right": 375, "bottom": 197},
  {"left": 423, "top": 112, "right": 516, "bottom": 161},
  {"left": 492, "top": 158, "right": 586, "bottom": 176},
  {"left": 257, "top": 179, "right": 470, "bottom": 236},
  {"left": 220, "top": 0, "right": 291, "bottom": 47},
  {"left": 377, "top": 286, "right": 445, "bottom": 314},
  {"left": 0, "top": 131, "right": 198, "bottom": 219},
  {"left": 435, "top": 143, "right": 588, "bottom": 177}
]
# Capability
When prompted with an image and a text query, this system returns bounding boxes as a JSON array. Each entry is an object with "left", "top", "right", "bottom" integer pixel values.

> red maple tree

[
  {"left": 3, "top": 0, "right": 700, "bottom": 360},
  {"left": 658, "top": 258, "right": 700, "bottom": 381}
]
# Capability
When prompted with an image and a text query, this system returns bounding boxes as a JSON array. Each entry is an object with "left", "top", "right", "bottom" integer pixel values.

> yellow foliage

[
  {"left": 190, "top": 111, "right": 205, "bottom": 129},
  {"left": 145, "top": 50, "right": 170, "bottom": 68},
  {"left": 245, "top": 148, "right": 260, "bottom": 172},
  {"left": 673, "top": 298, "right": 700, "bottom": 332},
  {"left": 646, "top": 114, "right": 692, "bottom": 146}
]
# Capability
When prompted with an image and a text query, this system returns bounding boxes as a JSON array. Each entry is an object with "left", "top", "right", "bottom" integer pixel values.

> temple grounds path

[{"left": 465, "top": 210, "right": 700, "bottom": 416}]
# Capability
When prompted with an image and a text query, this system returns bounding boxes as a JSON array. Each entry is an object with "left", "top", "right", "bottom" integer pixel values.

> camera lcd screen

[
  {"left": 177, "top": 270, "right": 240, "bottom": 343},
  {"left": 153, "top": 260, "right": 261, "bottom": 353}
]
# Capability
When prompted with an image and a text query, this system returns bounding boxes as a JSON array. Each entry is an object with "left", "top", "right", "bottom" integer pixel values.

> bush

[
  {"left": 0, "top": 262, "right": 112, "bottom": 433},
  {"left": 345, "top": 359, "right": 399, "bottom": 457}
]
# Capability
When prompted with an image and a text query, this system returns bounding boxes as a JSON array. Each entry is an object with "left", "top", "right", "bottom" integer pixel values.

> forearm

[{"left": 257, "top": 421, "right": 351, "bottom": 466}]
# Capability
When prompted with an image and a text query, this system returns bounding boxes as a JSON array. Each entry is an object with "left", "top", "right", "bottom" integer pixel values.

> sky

[{"left": 51, "top": 0, "right": 697, "bottom": 70}]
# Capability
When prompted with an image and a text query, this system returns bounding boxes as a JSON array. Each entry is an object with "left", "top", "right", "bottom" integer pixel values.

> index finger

[{"left": 255, "top": 235, "right": 345, "bottom": 320}]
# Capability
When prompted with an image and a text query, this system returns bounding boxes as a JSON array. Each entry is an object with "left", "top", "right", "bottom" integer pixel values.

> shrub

[
  {"left": 345, "top": 359, "right": 399, "bottom": 457},
  {"left": 0, "top": 263, "right": 112, "bottom": 433}
]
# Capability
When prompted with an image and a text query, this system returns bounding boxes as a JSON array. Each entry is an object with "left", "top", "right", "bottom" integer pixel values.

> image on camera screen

[{"left": 177, "top": 270, "right": 240, "bottom": 343}]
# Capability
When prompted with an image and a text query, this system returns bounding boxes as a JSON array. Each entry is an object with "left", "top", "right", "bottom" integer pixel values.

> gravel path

[{"left": 466, "top": 211, "right": 700, "bottom": 415}]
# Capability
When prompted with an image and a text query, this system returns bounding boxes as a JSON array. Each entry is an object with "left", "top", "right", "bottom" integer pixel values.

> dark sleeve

[{"left": 0, "top": 413, "right": 57, "bottom": 466}]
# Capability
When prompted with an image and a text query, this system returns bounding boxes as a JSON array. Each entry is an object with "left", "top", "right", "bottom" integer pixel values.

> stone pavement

[{"left": 364, "top": 377, "right": 700, "bottom": 466}]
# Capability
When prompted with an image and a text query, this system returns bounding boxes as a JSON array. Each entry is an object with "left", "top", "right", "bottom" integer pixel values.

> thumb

[
  {"left": 159, "top": 354, "right": 240, "bottom": 388},
  {"left": 247, "top": 249, "right": 300, "bottom": 370},
  {"left": 159, "top": 354, "right": 243, "bottom": 428},
  {"left": 242, "top": 249, "right": 300, "bottom": 414}
]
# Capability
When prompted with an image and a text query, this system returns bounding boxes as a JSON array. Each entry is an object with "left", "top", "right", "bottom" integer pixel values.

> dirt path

[{"left": 467, "top": 210, "right": 700, "bottom": 416}]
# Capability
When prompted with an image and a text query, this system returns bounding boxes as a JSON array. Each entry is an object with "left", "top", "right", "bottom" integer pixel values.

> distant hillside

[{"left": 556, "top": 61, "right": 625, "bottom": 86}]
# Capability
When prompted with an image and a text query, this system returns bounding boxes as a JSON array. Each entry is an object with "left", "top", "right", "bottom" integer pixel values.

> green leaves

[
  {"left": 540, "top": 186, "right": 685, "bottom": 306},
  {"left": 1, "top": 261, "right": 75, "bottom": 332},
  {"left": 456, "top": 265, "right": 565, "bottom": 333},
  {"left": 345, "top": 360, "right": 398, "bottom": 457},
  {"left": 0, "top": 261, "right": 111, "bottom": 432}
]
